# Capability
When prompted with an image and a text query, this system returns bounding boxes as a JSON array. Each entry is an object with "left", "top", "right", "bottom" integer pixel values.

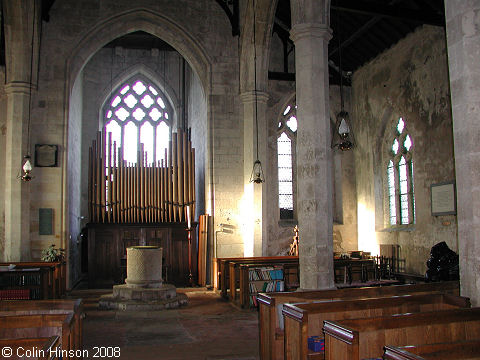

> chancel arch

[{"left": 63, "top": 10, "right": 212, "bottom": 285}]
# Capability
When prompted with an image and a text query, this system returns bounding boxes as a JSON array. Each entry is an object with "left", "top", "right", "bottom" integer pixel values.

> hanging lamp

[
  {"left": 21, "top": 3, "right": 36, "bottom": 181},
  {"left": 331, "top": 13, "right": 355, "bottom": 152},
  {"left": 249, "top": 0, "right": 265, "bottom": 184}
]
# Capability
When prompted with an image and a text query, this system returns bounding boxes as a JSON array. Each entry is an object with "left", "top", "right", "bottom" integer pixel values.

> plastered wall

[{"left": 353, "top": 25, "right": 456, "bottom": 275}]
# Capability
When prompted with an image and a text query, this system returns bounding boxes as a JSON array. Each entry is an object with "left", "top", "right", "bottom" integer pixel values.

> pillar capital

[
  {"left": 290, "top": 23, "right": 332, "bottom": 43},
  {"left": 4, "top": 81, "right": 32, "bottom": 96},
  {"left": 239, "top": 91, "right": 269, "bottom": 105}
]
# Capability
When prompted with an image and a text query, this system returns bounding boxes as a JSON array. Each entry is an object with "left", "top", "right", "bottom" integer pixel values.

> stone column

[
  {"left": 241, "top": 91, "right": 269, "bottom": 257},
  {"left": 2, "top": 0, "right": 39, "bottom": 261},
  {"left": 4, "top": 83, "right": 32, "bottom": 261},
  {"left": 290, "top": 1, "right": 334, "bottom": 289},
  {"left": 444, "top": 0, "right": 480, "bottom": 306}
]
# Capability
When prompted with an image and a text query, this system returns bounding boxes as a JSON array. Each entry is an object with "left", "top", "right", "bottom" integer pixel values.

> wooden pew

[
  {"left": 0, "top": 262, "right": 66, "bottom": 299},
  {"left": 257, "top": 280, "right": 460, "bottom": 360},
  {"left": 227, "top": 257, "right": 298, "bottom": 301},
  {"left": 323, "top": 307, "right": 480, "bottom": 360},
  {"left": 282, "top": 293, "right": 470, "bottom": 360},
  {"left": 216, "top": 256, "right": 298, "bottom": 299},
  {"left": 0, "top": 299, "right": 84, "bottom": 352},
  {"left": 0, "top": 336, "right": 60, "bottom": 360},
  {"left": 0, "top": 312, "right": 76, "bottom": 359},
  {"left": 383, "top": 340, "right": 480, "bottom": 360}
]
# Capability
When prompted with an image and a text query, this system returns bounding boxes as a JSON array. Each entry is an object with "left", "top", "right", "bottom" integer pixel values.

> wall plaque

[
  {"left": 35, "top": 144, "right": 58, "bottom": 167},
  {"left": 431, "top": 181, "right": 456, "bottom": 216},
  {"left": 39, "top": 208, "right": 54, "bottom": 235}
]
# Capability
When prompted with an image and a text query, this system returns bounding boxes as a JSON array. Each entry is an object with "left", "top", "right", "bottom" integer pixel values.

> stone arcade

[{"left": 0, "top": 0, "right": 479, "bottom": 305}]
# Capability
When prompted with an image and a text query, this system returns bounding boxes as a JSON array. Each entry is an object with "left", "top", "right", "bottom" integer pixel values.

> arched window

[
  {"left": 103, "top": 77, "right": 171, "bottom": 166},
  {"left": 277, "top": 102, "right": 297, "bottom": 220},
  {"left": 387, "top": 117, "right": 415, "bottom": 225}
]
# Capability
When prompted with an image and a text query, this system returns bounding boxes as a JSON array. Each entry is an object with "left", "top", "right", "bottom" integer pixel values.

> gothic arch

[
  {"left": 239, "top": 0, "right": 278, "bottom": 93},
  {"left": 65, "top": 8, "right": 212, "bottom": 94}
]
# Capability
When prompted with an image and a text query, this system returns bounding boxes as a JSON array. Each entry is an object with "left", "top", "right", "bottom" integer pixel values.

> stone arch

[
  {"left": 239, "top": 0, "right": 278, "bottom": 93},
  {"left": 61, "top": 9, "right": 213, "bottom": 273},
  {"left": 65, "top": 8, "right": 212, "bottom": 94}
]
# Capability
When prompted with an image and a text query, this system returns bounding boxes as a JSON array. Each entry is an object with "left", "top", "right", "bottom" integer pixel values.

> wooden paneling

[{"left": 88, "top": 223, "right": 197, "bottom": 288}]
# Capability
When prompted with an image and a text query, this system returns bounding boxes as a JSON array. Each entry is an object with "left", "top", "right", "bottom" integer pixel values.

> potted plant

[{"left": 41, "top": 244, "right": 65, "bottom": 262}]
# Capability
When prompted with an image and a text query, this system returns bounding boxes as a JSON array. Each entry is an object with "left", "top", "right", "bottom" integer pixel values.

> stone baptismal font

[{"left": 99, "top": 246, "right": 188, "bottom": 310}]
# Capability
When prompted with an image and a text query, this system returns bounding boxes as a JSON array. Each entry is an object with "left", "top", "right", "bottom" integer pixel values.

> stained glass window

[
  {"left": 103, "top": 77, "right": 171, "bottom": 166},
  {"left": 387, "top": 117, "right": 415, "bottom": 226}
]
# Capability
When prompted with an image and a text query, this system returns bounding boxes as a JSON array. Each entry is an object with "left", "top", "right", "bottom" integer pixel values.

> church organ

[{"left": 87, "top": 129, "right": 197, "bottom": 287}]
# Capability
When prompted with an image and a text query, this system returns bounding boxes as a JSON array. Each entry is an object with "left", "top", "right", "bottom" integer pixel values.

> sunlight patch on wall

[
  {"left": 358, "top": 202, "right": 379, "bottom": 256},
  {"left": 240, "top": 182, "right": 254, "bottom": 257}
]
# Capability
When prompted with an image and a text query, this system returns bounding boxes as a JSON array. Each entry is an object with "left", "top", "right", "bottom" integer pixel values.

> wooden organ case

[{"left": 87, "top": 129, "right": 197, "bottom": 288}]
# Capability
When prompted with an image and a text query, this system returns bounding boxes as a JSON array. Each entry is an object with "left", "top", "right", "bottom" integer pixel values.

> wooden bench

[
  {"left": 323, "top": 307, "right": 480, "bottom": 360},
  {"left": 282, "top": 293, "right": 470, "bottom": 360},
  {"left": 0, "top": 336, "right": 60, "bottom": 360},
  {"left": 0, "top": 299, "right": 84, "bottom": 352},
  {"left": 0, "top": 262, "right": 66, "bottom": 299},
  {"left": 257, "top": 280, "right": 460, "bottom": 360},
  {"left": 0, "top": 312, "right": 76, "bottom": 359},
  {"left": 383, "top": 340, "right": 480, "bottom": 359},
  {"left": 226, "top": 257, "right": 299, "bottom": 301}
]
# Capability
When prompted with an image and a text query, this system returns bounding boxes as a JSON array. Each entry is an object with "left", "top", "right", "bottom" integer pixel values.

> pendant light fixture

[
  {"left": 331, "top": 13, "right": 355, "bottom": 152},
  {"left": 21, "top": 2, "right": 36, "bottom": 181},
  {"left": 249, "top": 0, "right": 265, "bottom": 184}
]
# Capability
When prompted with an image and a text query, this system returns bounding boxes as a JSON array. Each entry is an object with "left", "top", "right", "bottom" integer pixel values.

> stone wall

[
  {"left": 0, "top": 68, "right": 6, "bottom": 256},
  {"left": 352, "top": 25, "right": 455, "bottom": 275},
  {"left": 187, "top": 67, "right": 207, "bottom": 221}
]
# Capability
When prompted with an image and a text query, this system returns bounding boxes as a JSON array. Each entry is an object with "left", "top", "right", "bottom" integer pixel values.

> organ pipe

[{"left": 88, "top": 129, "right": 195, "bottom": 224}]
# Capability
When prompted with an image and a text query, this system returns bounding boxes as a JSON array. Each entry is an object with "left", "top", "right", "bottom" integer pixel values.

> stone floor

[{"left": 69, "top": 287, "right": 260, "bottom": 360}]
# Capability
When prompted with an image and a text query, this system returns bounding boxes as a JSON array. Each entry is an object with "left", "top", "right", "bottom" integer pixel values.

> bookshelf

[
  {"left": 0, "top": 268, "right": 48, "bottom": 300},
  {"left": 248, "top": 266, "right": 285, "bottom": 307}
]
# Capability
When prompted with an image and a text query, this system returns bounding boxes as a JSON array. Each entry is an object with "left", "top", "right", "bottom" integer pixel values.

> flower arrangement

[{"left": 41, "top": 244, "right": 65, "bottom": 262}]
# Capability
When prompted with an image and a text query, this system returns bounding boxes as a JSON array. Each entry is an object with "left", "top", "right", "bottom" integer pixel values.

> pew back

[
  {"left": 0, "top": 299, "right": 84, "bottom": 351},
  {"left": 257, "top": 281, "right": 460, "bottom": 360},
  {"left": 282, "top": 293, "right": 470, "bottom": 360},
  {"left": 0, "top": 336, "right": 60, "bottom": 360},
  {"left": 0, "top": 312, "right": 75, "bottom": 358},
  {"left": 383, "top": 340, "right": 480, "bottom": 360},
  {"left": 323, "top": 307, "right": 480, "bottom": 360}
]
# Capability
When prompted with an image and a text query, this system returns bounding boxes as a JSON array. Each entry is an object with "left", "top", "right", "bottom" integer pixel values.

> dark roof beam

[
  {"left": 330, "top": 16, "right": 380, "bottom": 57},
  {"left": 214, "top": 0, "right": 240, "bottom": 36},
  {"left": 331, "top": 0, "right": 445, "bottom": 27}
]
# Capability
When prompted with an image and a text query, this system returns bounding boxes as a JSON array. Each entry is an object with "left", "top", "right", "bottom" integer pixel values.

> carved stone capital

[
  {"left": 290, "top": 23, "right": 332, "bottom": 43},
  {"left": 239, "top": 91, "right": 269, "bottom": 105}
]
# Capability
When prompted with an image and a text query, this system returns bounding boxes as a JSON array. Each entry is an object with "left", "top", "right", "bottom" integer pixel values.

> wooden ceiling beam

[{"left": 331, "top": 0, "right": 445, "bottom": 27}]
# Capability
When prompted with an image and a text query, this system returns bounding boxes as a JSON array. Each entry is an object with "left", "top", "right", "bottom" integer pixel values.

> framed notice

[
  {"left": 39, "top": 208, "right": 53, "bottom": 235},
  {"left": 35, "top": 144, "right": 58, "bottom": 167},
  {"left": 431, "top": 181, "right": 456, "bottom": 216}
]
